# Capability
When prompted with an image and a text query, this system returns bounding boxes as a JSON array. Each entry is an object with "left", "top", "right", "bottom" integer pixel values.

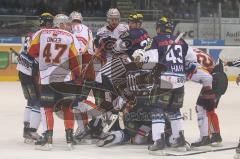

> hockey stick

[
  {"left": 161, "top": 32, "right": 185, "bottom": 62},
  {"left": 160, "top": 146, "right": 237, "bottom": 156},
  {"left": 10, "top": 48, "right": 19, "bottom": 57}
]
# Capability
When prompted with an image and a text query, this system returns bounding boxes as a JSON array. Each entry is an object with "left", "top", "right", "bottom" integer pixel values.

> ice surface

[{"left": 0, "top": 81, "right": 239, "bottom": 159}]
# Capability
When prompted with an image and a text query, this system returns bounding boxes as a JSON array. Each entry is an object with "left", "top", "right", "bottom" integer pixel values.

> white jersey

[
  {"left": 16, "top": 35, "right": 34, "bottom": 76},
  {"left": 96, "top": 23, "right": 128, "bottom": 41},
  {"left": 28, "top": 28, "right": 81, "bottom": 84},
  {"left": 96, "top": 23, "right": 128, "bottom": 61},
  {"left": 143, "top": 46, "right": 197, "bottom": 89},
  {"left": 71, "top": 23, "right": 94, "bottom": 55}
]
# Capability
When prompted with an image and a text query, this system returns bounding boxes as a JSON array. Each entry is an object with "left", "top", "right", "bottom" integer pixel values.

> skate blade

[
  {"left": 234, "top": 153, "right": 240, "bottom": 159},
  {"left": 211, "top": 142, "right": 223, "bottom": 147},
  {"left": 96, "top": 140, "right": 105, "bottom": 147},
  {"left": 149, "top": 150, "right": 167, "bottom": 156},
  {"left": 170, "top": 146, "right": 188, "bottom": 152},
  {"left": 24, "top": 138, "right": 34, "bottom": 144},
  {"left": 35, "top": 144, "right": 53, "bottom": 151},
  {"left": 81, "top": 139, "right": 97, "bottom": 145},
  {"left": 191, "top": 145, "right": 211, "bottom": 151},
  {"left": 67, "top": 143, "right": 74, "bottom": 150}
]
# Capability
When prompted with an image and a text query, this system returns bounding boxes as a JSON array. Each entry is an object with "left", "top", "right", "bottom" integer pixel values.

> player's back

[
  {"left": 29, "top": 28, "right": 81, "bottom": 84},
  {"left": 122, "top": 28, "right": 150, "bottom": 56},
  {"left": 193, "top": 48, "right": 215, "bottom": 73},
  {"left": 72, "top": 23, "right": 93, "bottom": 54}
]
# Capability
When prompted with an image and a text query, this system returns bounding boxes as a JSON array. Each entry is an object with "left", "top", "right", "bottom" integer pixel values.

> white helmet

[
  {"left": 53, "top": 14, "right": 69, "bottom": 28},
  {"left": 107, "top": 8, "right": 120, "bottom": 20},
  {"left": 69, "top": 11, "right": 83, "bottom": 22},
  {"left": 132, "top": 49, "right": 145, "bottom": 63}
]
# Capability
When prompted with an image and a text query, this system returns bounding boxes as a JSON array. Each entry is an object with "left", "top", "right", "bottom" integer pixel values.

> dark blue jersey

[
  {"left": 120, "top": 28, "right": 150, "bottom": 56},
  {"left": 144, "top": 33, "right": 196, "bottom": 89},
  {"left": 147, "top": 33, "right": 189, "bottom": 74}
]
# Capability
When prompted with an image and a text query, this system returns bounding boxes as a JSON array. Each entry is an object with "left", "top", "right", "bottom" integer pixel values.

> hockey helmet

[
  {"left": 128, "top": 13, "right": 143, "bottom": 23},
  {"left": 156, "top": 16, "right": 174, "bottom": 33},
  {"left": 107, "top": 8, "right": 120, "bottom": 21},
  {"left": 69, "top": 11, "right": 83, "bottom": 22},
  {"left": 39, "top": 12, "right": 54, "bottom": 27},
  {"left": 53, "top": 14, "right": 69, "bottom": 28},
  {"left": 132, "top": 49, "right": 145, "bottom": 63}
]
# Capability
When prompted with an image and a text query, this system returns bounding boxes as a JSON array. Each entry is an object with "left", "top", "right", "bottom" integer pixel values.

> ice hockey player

[
  {"left": 94, "top": 13, "right": 153, "bottom": 147},
  {"left": 18, "top": 12, "right": 54, "bottom": 143},
  {"left": 95, "top": 49, "right": 154, "bottom": 147},
  {"left": 189, "top": 49, "right": 228, "bottom": 148},
  {"left": 224, "top": 59, "right": 240, "bottom": 85},
  {"left": 144, "top": 16, "right": 197, "bottom": 153},
  {"left": 28, "top": 14, "right": 82, "bottom": 150},
  {"left": 222, "top": 59, "right": 240, "bottom": 159},
  {"left": 68, "top": 11, "right": 96, "bottom": 142},
  {"left": 94, "top": 8, "right": 128, "bottom": 64},
  {"left": 116, "top": 12, "right": 150, "bottom": 56}
]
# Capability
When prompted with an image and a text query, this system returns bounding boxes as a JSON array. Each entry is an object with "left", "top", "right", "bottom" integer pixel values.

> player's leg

[
  {"left": 191, "top": 105, "right": 211, "bottom": 147},
  {"left": 207, "top": 106, "right": 222, "bottom": 145},
  {"left": 18, "top": 71, "right": 39, "bottom": 140},
  {"left": 148, "top": 92, "right": 167, "bottom": 151},
  {"left": 166, "top": 87, "right": 186, "bottom": 149},
  {"left": 35, "top": 84, "right": 54, "bottom": 150},
  {"left": 28, "top": 76, "right": 42, "bottom": 141},
  {"left": 62, "top": 105, "right": 74, "bottom": 147},
  {"left": 190, "top": 69, "right": 213, "bottom": 147}
]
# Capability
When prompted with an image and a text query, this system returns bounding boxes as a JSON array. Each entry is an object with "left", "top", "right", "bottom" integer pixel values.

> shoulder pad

[
  {"left": 117, "top": 24, "right": 129, "bottom": 32},
  {"left": 120, "top": 31, "right": 130, "bottom": 39}
]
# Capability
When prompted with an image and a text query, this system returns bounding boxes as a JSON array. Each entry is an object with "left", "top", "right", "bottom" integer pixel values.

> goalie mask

[{"left": 132, "top": 49, "right": 145, "bottom": 68}]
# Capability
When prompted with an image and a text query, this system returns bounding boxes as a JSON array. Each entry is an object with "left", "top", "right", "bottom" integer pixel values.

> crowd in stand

[{"left": 0, "top": 0, "right": 239, "bottom": 18}]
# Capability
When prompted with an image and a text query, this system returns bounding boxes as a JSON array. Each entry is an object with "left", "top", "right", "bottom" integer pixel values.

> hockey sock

[
  {"left": 63, "top": 106, "right": 74, "bottom": 130},
  {"left": 23, "top": 106, "right": 32, "bottom": 123},
  {"left": 30, "top": 107, "right": 41, "bottom": 130},
  {"left": 207, "top": 109, "right": 220, "bottom": 134},
  {"left": 169, "top": 112, "right": 184, "bottom": 139},
  {"left": 196, "top": 105, "right": 209, "bottom": 137},
  {"left": 41, "top": 107, "right": 54, "bottom": 131},
  {"left": 152, "top": 115, "right": 165, "bottom": 141}
]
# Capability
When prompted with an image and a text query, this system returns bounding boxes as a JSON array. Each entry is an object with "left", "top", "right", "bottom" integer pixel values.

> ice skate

[
  {"left": 35, "top": 130, "right": 53, "bottom": 151},
  {"left": 96, "top": 133, "right": 115, "bottom": 147},
  {"left": 148, "top": 134, "right": 166, "bottom": 155},
  {"left": 73, "top": 126, "right": 92, "bottom": 144},
  {"left": 23, "top": 121, "right": 30, "bottom": 139},
  {"left": 171, "top": 131, "right": 188, "bottom": 152},
  {"left": 210, "top": 133, "right": 222, "bottom": 147},
  {"left": 191, "top": 136, "right": 211, "bottom": 151},
  {"left": 66, "top": 129, "right": 74, "bottom": 150}
]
